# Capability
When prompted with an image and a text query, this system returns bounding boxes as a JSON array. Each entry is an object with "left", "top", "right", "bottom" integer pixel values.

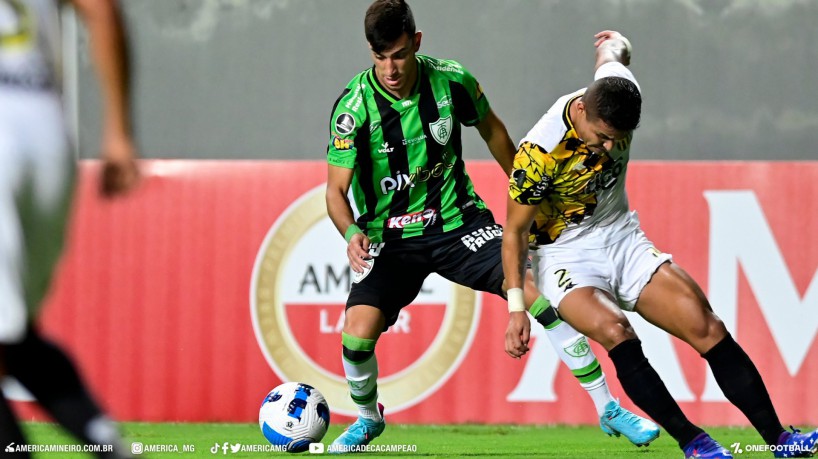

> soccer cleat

[
  {"left": 682, "top": 432, "right": 733, "bottom": 459},
  {"left": 599, "top": 400, "right": 660, "bottom": 446},
  {"left": 328, "top": 403, "right": 385, "bottom": 454},
  {"left": 774, "top": 426, "right": 818, "bottom": 458}
]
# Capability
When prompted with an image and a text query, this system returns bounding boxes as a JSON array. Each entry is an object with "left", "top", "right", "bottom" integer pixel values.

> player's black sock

[
  {"left": 4, "top": 329, "right": 104, "bottom": 446},
  {"left": 0, "top": 392, "right": 30, "bottom": 458},
  {"left": 533, "top": 303, "right": 561, "bottom": 329},
  {"left": 609, "top": 338, "right": 703, "bottom": 448},
  {"left": 703, "top": 333, "right": 784, "bottom": 445}
]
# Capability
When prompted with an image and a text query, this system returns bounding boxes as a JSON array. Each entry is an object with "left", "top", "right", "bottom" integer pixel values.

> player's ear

[{"left": 413, "top": 31, "right": 422, "bottom": 52}]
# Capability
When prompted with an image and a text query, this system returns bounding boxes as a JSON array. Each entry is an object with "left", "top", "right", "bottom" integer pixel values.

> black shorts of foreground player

[
  {"left": 502, "top": 30, "right": 818, "bottom": 459},
  {"left": 323, "top": 0, "right": 659, "bottom": 453}
]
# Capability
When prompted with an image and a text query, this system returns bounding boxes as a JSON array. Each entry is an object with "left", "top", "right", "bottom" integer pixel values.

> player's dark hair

[
  {"left": 583, "top": 76, "right": 642, "bottom": 132},
  {"left": 365, "top": 0, "right": 416, "bottom": 53}
]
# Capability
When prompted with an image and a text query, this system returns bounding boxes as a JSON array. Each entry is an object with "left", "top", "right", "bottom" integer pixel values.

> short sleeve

[
  {"left": 508, "top": 141, "right": 556, "bottom": 205},
  {"left": 327, "top": 81, "right": 367, "bottom": 169},
  {"left": 446, "top": 61, "right": 490, "bottom": 126}
]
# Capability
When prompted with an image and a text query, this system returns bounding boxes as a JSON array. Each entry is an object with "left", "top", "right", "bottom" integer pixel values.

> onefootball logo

[{"left": 250, "top": 185, "right": 481, "bottom": 415}]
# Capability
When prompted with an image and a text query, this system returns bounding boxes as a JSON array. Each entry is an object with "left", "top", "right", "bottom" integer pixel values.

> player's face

[
  {"left": 370, "top": 32, "right": 421, "bottom": 99},
  {"left": 576, "top": 103, "right": 628, "bottom": 154}
]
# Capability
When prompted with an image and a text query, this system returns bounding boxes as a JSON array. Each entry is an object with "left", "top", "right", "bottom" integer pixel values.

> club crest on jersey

[
  {"left": 429, "top": 116, "right": 452, "bottom": 146},
  {"left": 335, "top": 113, "right": 356, "bottom": 135}
]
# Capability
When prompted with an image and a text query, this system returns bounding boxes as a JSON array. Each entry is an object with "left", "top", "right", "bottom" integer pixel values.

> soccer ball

[{"left": 259, "top": 382, "right": 330, "bottom": 453}]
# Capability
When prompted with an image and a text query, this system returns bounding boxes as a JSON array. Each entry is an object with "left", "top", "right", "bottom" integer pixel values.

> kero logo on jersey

[{"left": 250, "top": 186, "right": 481, "bottom": 415}]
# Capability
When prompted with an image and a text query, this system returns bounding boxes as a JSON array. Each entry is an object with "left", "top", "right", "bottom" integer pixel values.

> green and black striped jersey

[{"left": 327, "top": 55, "right": 491, "bottom": 243}]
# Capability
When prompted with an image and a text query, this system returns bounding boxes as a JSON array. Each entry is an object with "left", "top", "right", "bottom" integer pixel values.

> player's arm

[
  {"left": 593, "top": 30, "right": 632, "bottom": 71},
  {"left": 502, "top": 195, "right": 539, "bottom": 359},
  {"left": 475, "top": 108, "right": 516, "bottom": 176},
  {"left": 326, "top": 165, "right": 370, "bottom": 273},
  {"left": 69, "top": 0, "right": 138, "bottom": 197}
]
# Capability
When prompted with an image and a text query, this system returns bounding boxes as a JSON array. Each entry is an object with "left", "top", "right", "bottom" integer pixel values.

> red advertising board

[{"left": 12, "top": 160, "right": 818, "bottom": 426}]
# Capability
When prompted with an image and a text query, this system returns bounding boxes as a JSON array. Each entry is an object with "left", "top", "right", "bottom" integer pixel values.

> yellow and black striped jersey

[{"left": 509, "top": 62, "right": 639, "bottom": 247}]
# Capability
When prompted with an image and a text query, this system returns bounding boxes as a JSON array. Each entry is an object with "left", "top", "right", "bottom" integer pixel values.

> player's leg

[
  {"left": 535, "top": 242, "right": 727, "bottom": 456},
  {"left": 526, "top": 298, "right": 658, "bottom": 445},
  {"left": 636, "top": 262, "right": 817, "bottom": 454},
  {"left": 4, "top": 327, "right": 127, "bottom": 457},
  {"left": 330, "top": 245, "right": 427, "bottom": 452},
  {"left": 6, "top": 109, "right": 129, "bottom": 459},
  {"left": 438, "top": 219, "right": 657, "bottom": 446},
  {"left": 0, "top": 348, "right": 30, "bottom": 459},
  {"left": 556, "top": 286, "right": 721, "bottom": 454}
]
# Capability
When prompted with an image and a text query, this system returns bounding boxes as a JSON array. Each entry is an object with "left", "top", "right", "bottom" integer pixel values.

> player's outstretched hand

[
  {"left": 347, "top": 232, "right": 372, "bottom": 273},
  {"left": 505, "top": 311, "right": 531, "bottom": 359},
  {"left": 100, "top": 134, "right": 139, "bottom": 197}
]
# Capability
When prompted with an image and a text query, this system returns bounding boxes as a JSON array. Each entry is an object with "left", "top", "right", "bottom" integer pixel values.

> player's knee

[{"left": 596, "top": 320, "right": 637, "bottom": 350}]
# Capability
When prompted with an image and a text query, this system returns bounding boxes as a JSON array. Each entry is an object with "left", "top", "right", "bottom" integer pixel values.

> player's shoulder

[
  {"left": 520, "top": 89, "right": 582, "bottom": 152},
  {"left": 594, "top": 62, "right": 641, "bottom": 93},
  {"left": 330, "top": 68, "right": 373, "bottom": 134},
  {"left": 418, "top": 55, "right": 474, "bottom": 82}
]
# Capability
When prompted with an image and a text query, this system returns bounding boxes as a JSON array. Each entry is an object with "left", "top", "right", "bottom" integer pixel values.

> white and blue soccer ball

[{"left": 259, "top": 382, "right": 330, "bottom": 453}]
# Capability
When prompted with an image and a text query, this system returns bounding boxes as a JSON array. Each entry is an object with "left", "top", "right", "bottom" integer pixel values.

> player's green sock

[
  {"left": 341, "top": 332, "right": 382, "bottom": 421},
  {"left": 531, "top": 296, "right": 613, "bottom": 416}
]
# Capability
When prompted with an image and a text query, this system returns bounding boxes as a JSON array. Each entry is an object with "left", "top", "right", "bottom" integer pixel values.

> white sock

[
  {"left": 543, "top": 321, "right": 614, "bottom": 416},
  {"left": 342, "top": 352, "right": 382, "bottom": 422}
]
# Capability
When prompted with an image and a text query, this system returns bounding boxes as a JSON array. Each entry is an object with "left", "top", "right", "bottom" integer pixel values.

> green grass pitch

[{"left": 22, "top": 422, "right": 798, "bottom": 458}]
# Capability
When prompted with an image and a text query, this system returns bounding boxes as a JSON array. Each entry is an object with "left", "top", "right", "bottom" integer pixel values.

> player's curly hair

[
  {"left": 583, "top": 77, "right": 642, "bottom": 132},
  {"left": 365, "top": 0, "right": 416, "bottom": 53}
]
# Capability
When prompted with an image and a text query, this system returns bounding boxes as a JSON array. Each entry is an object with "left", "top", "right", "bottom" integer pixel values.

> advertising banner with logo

[{"left": 11, "top": 160, "right": 818, "bottom": 425}]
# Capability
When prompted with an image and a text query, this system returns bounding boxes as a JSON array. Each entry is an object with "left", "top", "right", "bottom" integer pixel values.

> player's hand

[
  {"left": 505, "top": 311, "right": 531, "bottom": 359},
  {"left": 347, "top": 232, "right": 372, "bottom": 273},
  {"left": 99, "top": 134, "right": 139, "bottom": 197},
  {"left": 593, "top": 30, "right": 623, "bottom": 48},
  {"left": 594, "top": 30, "right": 631, "bottom": 65}
]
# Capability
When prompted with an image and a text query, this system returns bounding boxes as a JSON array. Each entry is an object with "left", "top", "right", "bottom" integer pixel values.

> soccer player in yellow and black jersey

[{"left": 502, "top": 30, "right": 818, "bottom": 459}]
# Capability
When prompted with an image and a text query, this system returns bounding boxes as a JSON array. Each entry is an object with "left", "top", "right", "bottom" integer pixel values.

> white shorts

[
  {"left": 0, "top": 87, "right": 75, "bottom": 344},
  {"left": 532, "top": 212, "right": 672, "bottom": 311}
]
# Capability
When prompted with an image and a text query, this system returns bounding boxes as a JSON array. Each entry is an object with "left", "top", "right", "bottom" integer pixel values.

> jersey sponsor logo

[
  {"left": 344, "top": 84, "right": 365, "bottom": 111},
  {"left": 429, "top": 116, "right": 453, "bottom": 146},
  {"left": 377, "top": 142, "right": 394, "bottom": 154},
  {"left": 436, "top": 95, "right": 452, "bottom": 109},
  {"left": 332, "top": 136, "right": 353, "bottom": 151},
  {"left": 429, "top": 62, "right": 464, "bottom": 75},
  {"left": 251, "top": 186, "right": 480, "bottom": 416},
  {"left": 387, "top": 209, "right": 438, "bottom": 229},
  {"left": 402, "top": 134, "right": 427, "bottom": 146},
  {"left": 334, "top": 113, "right": 356, "bottom": 135},
  {"left": 460, "top": 225, "right": 503, "bottom": 252},
  {"left": 379, "top": 162, "right": 454, "bottom": 194},
  {"left": 585, "top": 156, "right": 624, "bottom": 194}
]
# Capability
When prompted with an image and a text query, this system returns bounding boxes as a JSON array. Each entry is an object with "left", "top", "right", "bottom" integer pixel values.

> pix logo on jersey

[{"left": 250, "top": 186, "right": 480, "bottom": 415}]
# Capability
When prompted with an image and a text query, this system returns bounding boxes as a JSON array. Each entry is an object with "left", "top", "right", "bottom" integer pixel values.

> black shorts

[{"left": 347, "top": 212, "right": 505, "bottom": 328}]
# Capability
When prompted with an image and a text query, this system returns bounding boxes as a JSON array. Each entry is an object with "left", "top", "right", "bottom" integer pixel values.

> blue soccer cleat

[
  {"left": 328, "top": 403, "right": 385, "bottom": 454},
  {"left": 599, "top": 399, "right": 660, "bottom": 446},
  {"left": 682, "top": 432, "right": 733, "bottom": 459},
  {"left": 774, "top": 426, "right": 818, "bottom": 458}
]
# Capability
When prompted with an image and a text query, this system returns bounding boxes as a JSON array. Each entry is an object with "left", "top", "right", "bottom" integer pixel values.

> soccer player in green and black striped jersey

[{"left": 324, "top": 0, "right": 658, "bottom": 451}]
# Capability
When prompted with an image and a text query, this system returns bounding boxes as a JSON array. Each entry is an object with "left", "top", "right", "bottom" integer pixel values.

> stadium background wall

[
  {"left": 71, "top": 0, "right": 818, "bottom": 161},
  {"left": 10, "top": 160, "right": 818, "bottom": 426}
]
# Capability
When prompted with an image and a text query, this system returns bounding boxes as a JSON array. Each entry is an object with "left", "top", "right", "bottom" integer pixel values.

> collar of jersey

[
  {"left": 367, "top": 57, "right": 423, "bottom": 104},
  {"left": 562, "top": 93, "right": 582, "bottom": 132}
]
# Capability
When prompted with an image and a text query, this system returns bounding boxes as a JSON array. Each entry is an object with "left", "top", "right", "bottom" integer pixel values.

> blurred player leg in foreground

[{"left": 0, "top": 0, "right": 138, "bottom": 457}]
